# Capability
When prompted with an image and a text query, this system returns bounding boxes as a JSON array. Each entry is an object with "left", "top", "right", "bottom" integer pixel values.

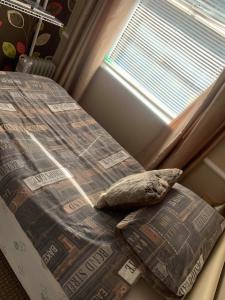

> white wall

[
  {"left": 80, "top": 65, "right": 171, "bottom": 165},
  {"left": 182, "top": 136, "right": 225, "bottom": 205}
]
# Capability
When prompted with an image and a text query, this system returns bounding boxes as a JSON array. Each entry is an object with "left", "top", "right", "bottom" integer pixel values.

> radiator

[{"left": 16, "top": 55, "right": 56, "bottom": 78}]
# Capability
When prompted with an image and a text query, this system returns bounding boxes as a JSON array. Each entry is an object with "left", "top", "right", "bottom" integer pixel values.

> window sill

[{"left": 102, "top": 63, "right": 172, "bottom": 125}]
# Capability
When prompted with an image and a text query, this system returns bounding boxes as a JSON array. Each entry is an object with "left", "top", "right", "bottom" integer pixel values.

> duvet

[{"left": 0, "top": 72, "right": 144, "bottom": 300}]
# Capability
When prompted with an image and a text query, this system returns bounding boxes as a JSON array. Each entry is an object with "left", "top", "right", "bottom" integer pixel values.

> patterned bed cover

[{"left": 0, "top": 72, "right": 144, "bottom": 300}]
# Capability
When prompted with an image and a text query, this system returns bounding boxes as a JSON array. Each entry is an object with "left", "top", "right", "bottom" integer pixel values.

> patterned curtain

[{"left": 0, "top": 0, "right": 76, "bottom": 70}]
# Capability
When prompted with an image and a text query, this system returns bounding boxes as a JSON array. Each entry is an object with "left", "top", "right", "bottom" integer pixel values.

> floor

[{"left": 0, "top": 251, "right": 29, "bottom": 300}]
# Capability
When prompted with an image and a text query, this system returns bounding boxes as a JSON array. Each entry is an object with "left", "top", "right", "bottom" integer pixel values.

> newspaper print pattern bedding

[
  {"left": 117, "top": 184, "right": 225, "bottom": 299},
  {"left": 0, "top": 72, "right": 144, "bottom": 300}
]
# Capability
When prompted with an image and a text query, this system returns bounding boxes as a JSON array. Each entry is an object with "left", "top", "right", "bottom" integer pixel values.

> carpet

[{"left": 0, "top": 251, "right": 29, "bottom": 300}]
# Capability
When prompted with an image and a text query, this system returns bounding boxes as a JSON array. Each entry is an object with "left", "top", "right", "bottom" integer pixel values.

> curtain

[
  {"left": 141, "top": 69, "right": 225, "bottom": 171},
  {"left": 53, "top": 0, "right": 136, "bottom": 101}
]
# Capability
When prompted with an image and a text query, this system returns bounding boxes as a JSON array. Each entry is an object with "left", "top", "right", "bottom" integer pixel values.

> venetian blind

[{"left": 105, "top": 0, "right": 225, "bottom": 119}]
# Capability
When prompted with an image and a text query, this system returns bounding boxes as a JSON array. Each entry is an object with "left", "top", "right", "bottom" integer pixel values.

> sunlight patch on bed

[{"left": 26, "top": 131, "right": 93, "bottom": 207}]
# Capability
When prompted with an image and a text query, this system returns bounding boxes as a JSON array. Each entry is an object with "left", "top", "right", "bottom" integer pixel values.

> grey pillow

[
  {"left": 95, "top": 169, "right": 182, "bottom": 209},
  {"left": 117, "top": 184, "right": 225, "bottom": 299}
]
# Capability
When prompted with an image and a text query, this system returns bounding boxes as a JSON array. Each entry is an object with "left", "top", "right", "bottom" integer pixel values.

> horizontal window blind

[{"left": 105, "top": 0, "right": 225, "bottom": 119}]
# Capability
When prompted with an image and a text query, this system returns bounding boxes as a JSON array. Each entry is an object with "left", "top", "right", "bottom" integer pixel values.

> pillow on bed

[
  {"left": 95, "top": 169, "right": 182, "bottom": 209},
  {"left": 117, "top": 184, "right": 225, "bottom": 299}
]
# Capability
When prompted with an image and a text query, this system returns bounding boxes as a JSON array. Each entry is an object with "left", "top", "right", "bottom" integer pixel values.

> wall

[
  {"left": 182, "top": 136, "right": 225, "bottom": 206},
  {"left": 80, "top": 65, "right": 171, "bottom": 164},
  {"left": 0, "top": 0, "right": 74, "bottom": 70}
]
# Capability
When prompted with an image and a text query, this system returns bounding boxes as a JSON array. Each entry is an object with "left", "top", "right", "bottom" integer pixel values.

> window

[{"left": 105, "top": 0, "right": 225, "bottom": 120}]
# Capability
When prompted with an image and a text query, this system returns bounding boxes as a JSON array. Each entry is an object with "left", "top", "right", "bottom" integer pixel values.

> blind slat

[
  {"left": 111, "top": 27, "right": 219, "bottom": 89},
  {"left": 134, "top": 6, "right": 225, "bottom": 64},
  {"left": 136, "top": 4, "right": 225, "bottom": 61},
  {"left": 112, "top": 56, "right": 197, "bottom": 115},
  {"left": 111, "top": 46, "right": 202, "bottom": 99}
]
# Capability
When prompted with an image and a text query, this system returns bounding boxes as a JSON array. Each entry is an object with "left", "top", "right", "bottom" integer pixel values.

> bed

[{"left": 0, "top": 72, "right": 224, "bottom": 300}]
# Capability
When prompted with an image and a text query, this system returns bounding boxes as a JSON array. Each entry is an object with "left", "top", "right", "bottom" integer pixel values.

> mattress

[{"left": 0, "top": 71, "right": 144, "bottom": 300}]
